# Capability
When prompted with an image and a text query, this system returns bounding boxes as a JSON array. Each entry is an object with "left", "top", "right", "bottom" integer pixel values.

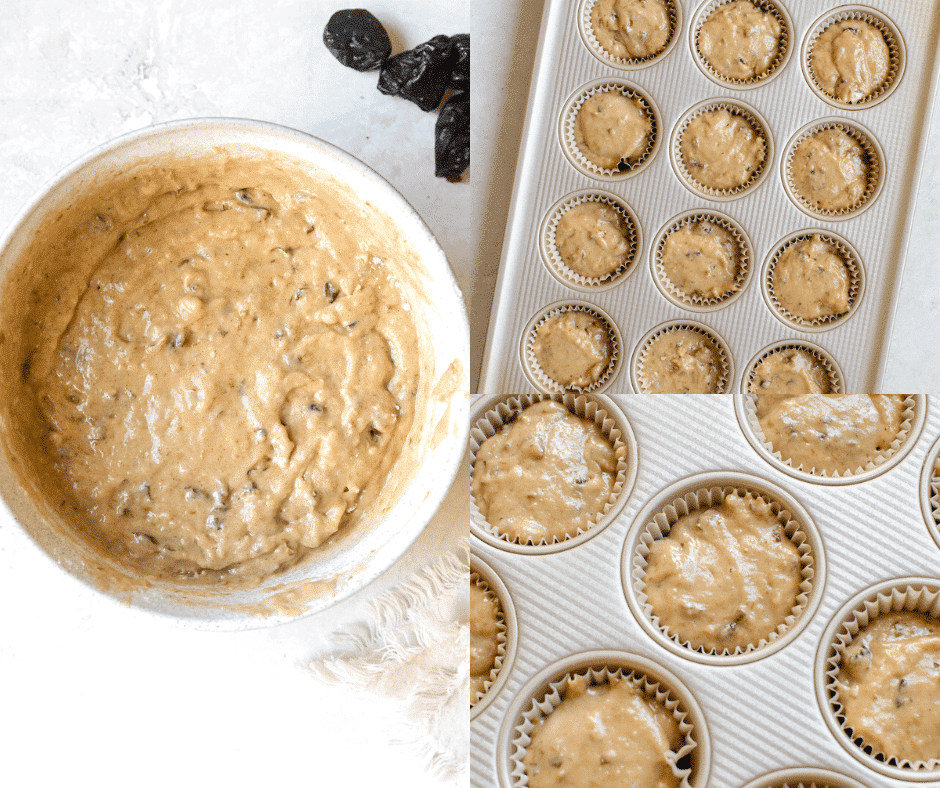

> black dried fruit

[
  {"left": 435, "top": 91, "right": 469, "bottom": 182},
  {"left": 447, "top": 34, "right": 469, "bottom": 91},
  {"left": 378, "top": 34, "right": 453, "bottom": 112},
  {"left": 323, "top": 9, "right": 391, "bottom": 72}
]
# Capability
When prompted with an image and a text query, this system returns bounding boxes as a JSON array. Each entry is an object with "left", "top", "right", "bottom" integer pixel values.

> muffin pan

[
  {"left": 479, "top": 1, "right": 940, "bottom": 392},
  {"left": 470, "top": 394, "right": 940, "bottom": 788}
]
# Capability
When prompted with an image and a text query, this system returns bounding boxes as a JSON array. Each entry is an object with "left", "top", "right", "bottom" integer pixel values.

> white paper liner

[
  {"left": 651, "top": 210, "right": 752, "bottom": 309},
  {"left": 469, "top": 571, "right": 508, "bottom": 708},
  {"left": 509, "top": 663, "right": 699, "bottom": 788},
  {"left": 562, "top": 79, "right": 661, "bottom": 179},
  {"left": 738, "top": 767, "right": 873, "bottom": 788},
  {"left": 541, "top": 190, "right": 640, "bottom": 289},
  {"left": 742, "top": 394, "right": 916, "bottom": 480},
  {"left": 783, "top": 120, "right": 884, "bottom": 221},
  {"left": 691, "top": 0, "right": 792, "bottom": 88},
  {"left": 743, "top": 342, "right": 845, "bottom": 396},
  {"left": 469, "top": 394, "right": 629, "bottom": 547},
  {"left": 764, "top": 230, "right": 866, "bottom": 330},
  {"left": 634, "top": 321, "right": 732, "bottom": 394},
  {"left": 522, "top": 302, "right": 621, "bottom": 395},
  {"left": 822, "top": 581, "right": 940, "bottom": 773},
  {"left": 579, "top": 0, "right": 680, "bottom": 69},
  {"left": 672, "top": 99, "right": 772, "bottom": 199},
  {"left": 803, "top": 7, "right": 905, "bottom": 110},
  {"left": 631, "top": 484, "right": 816, "bottom": 658}
]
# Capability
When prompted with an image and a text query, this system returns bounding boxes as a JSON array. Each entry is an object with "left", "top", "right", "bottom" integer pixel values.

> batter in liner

[
  {"left": 697, "top": 0, "right": 782, "bottom": 81},
  {"left": 771, "top": 235, "right": 852, "bottom": 322},
  {"left": 836, "top": 611, "right": 940, "bottom": 764},
  {"left": 574, "top": 90, "right": 652, "bottom": 171},
  {"left": 1, "top": 153, "right": 419, "bottom": 583},
  {"left": 811, "top": 19, "right": 890, "bottom": 104},
  {"left": 644, "top": 492, "right": 802, "bottom": 652},
  {"left": 590, "top": 0, "right": 672, "bottom": 60},
  {"left": 680, "top": 108, "right": 765, "bottom": 191},
  {"left": 660, "top": 220, "right": 738, "bottom": 300},
  {"left": 470, "top": 579, "right": 501, "bottom": 704},
  {"left": 471, "top": 400, "right": 618, "bottom": 544},
  {"left": 523, "top": 673, "right": 683, "bottom": 788},
  {"left": 640, "top": 329, "right": 723, "bottom": 394},
  {"left": 554, "top": 201, "right": 632, "bottom": 280},
  {"left": 532, "top": 312, "right": 612, "bottom": 389},
  {"left": 749, "top": 348, "right": 833, "bottom": 419},
  {"left": 790, "top": 129, "right": 868, "bottom": 213}
]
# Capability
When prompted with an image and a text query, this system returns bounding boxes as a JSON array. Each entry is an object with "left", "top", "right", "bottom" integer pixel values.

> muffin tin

[
  {"left": 479, "top": 1, "right": 940, "bottom": 393},
  {"left": 470, "top": 394, "right": 940, "bottom": 788}
]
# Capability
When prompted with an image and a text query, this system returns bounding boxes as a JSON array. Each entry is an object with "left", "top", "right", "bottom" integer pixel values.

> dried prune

[
  {"left": 378, "top": 34, "right": 453, "bottom": 112},
  {"left": 323, "top": 9, "right": 391, "bottom": 72},
  {"left": 447, "top": 34, "right": 470, "bottom": 91},
  {"left": 435, "top": 91, "right": 469, "bottom": 182}
]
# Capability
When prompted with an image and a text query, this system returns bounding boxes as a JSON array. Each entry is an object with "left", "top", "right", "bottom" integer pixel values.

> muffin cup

[
  {"left": 690, "top": 0, "right": 794, "bottom": 90},
  {"left": 579, "top": 0, "right": 682, "bottom": 70},
  {"left": 650, "top": 209, "right": 753, "bottom": 312},
  {"left": 560, "top": 78, "right": 662, "bottom": 181},
  {"left": 671, "top": 99, "right": 773, "bottom": 200},
  {"left": 469, "top": 394, "right": 636, "bottom": 554},
  {"left": 740, "top": 340, "right": 845, "bottom": 396},
  {"left": 470, "top": 552, "right": 518, "bottom": 718},
  {"left": 631, "top": 319, "right": 733, "bottom": 394},
  {"left": 622, "top": 473, "right": 825, "bottom": 665},
  {"left": 918, "top": 434, "right": 940, "bottom": 555},
  {"left": 735, "top": 393, "right": 924, "bottom": 485},
  {"left": 782, "top": 119, "right": 884, "bottom": 221},
  {"left": 802, "top": 6, "right": 906, "bottom": 110},
  {"left": 520, "top": 301, "right": 622, "bottom": 395},
  {"left": 539, "top": 189, "right": 641, "bottom": 292},
  {"left": 815, "top": 578, "right": 940, "bottom": 780},
  {"left": 498, "top": 651, "right": 710, "bottom": 788},
  {"left": 738, "top": 767, "right": 873, "bottom": 788},
  {"left": 761, "top": 229, "right": 866, "bottom": 332}
]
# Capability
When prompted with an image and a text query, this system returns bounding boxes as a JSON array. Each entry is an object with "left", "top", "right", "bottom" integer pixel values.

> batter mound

[
  {"left": 1, "top": 153, "right": 420, "bottom": 583},
  {"left": 532, "top": 312, "right": 612, "bottom": 389},
  {"left": 790, "top": 129, "right": 868, "bottom": 212},
  {"left": 574, "top": 90, "right": 652, "bottom": 171},
  {"left": 697, "top": 0, "right": 782, "bottom": 81},
  {"left": 680, "top": 108, "right": 765, "bottom": 191},
  {"left": 749, "top": 348, "right": 833, "bottom": 419},
  {"left": 836, "top": 611, "right": 940, "bottom": 764},
  {"left": 523, "top": 673, "right": 683, "bottom": 788},
  {"left": 812, "top": 19, "right": 890, "bottom": 104},
  {"left": 660, "top": 220, "right": 738, "bottom": 300},
  {"left": 470, "top": 579, "right": 501, "bottom": 704},
  {"left": 590, "top": 0, "right": 672, "bottom": 60},
  {"left": 771, "top": 235, "right": 852, "bottom": 322},
  {"left": 640, "top": 329, "right": 723, "bottom": 394},
  {"left": 555, "top": 201, "right": 632, "bottom": 280}
]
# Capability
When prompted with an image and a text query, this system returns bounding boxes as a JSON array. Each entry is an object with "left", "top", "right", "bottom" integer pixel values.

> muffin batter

[
  {"left": 697, "top": 0, "right": 782, "bottom": 81},
  {"left": 472, "top": 400, "right": 618, "bottom": 544},
  {"left": 523, "top": 673, "right": 683, "bottom": 788},
  {"left": 749, "top": 348, "right": 833, "bottom": 419},
  {"left": 1, "top": 153, "right": 420, "bottom": 583},
  {"left": 575, "top": 90, "right": 652, "bottom": 170},
  {"left": 532, "top": 312, "right": 612, "bottom": 389},
  {"left": 470, "top": 579, "right": 501, "bottom": 704},
  {"left": 660, "top": 220, "right": 738, "bottom": 300},
  {"left": 771, "top": 236, "right": 852, "bottom": 322},
  {"left": 836, "top": 611, "right": 940, "bottom": 763},
  {"left": 641, "top": 329, "right": 723, "bottom": 394},
  {"left": 790, "top": 129, "right": 868, "bottom": 212},
  {"left": 644, "top": 492, "right": 802, "bottom": 652},
  {"left": 555, "top": 201, "right": 632, "bottom": 280},
  {"left": 590, "top": 0, "right": 672, "bottom": 60},
  {"left": 812, "top": 19, "right": 890, "bottom": 104},
  {"left": 680, "top": 108, "right": 765, "bottom": 191},
  {"left": 756, "top": 395, "right": 905, "bottom": 475}
]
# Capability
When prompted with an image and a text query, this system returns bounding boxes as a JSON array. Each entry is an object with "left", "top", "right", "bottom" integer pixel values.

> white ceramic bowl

[{"left": 0, "top": 118, "right": 468, "bottom": 629}]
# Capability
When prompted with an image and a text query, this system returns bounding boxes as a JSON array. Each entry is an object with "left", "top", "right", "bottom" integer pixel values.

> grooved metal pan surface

[{"left": 479, "top": 1, "right": 940, "bottom": 393}]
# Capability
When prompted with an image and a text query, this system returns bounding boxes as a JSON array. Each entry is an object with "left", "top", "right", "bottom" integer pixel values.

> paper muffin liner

[
  {"left": 803, "top": 6, "right": 906, "bottom": 110},
  {"left": 651, "top": 209, "right": 753, "bottom": 311},
  {"left": 782, "top": 119, "right": 884, "bottom": 221},
  {"left": 521, "top": 301, "right": 622, "bottom": 395},
  {"left": 763, "top": 230, "right": 866, "bottom": 331},
  {"left": 469, "top": 572, "right": 508, "bottom": 708},
  {"left": 508, "top": 659, "right": 701, "bottom": 788},
  {"left": 630, "top": 481, "right": 819, "bottom": 661},
  {"left": 632, "top": 320, "right": 733, "bottom": 394},
  {"left": 918, "top": 435, "right": 940, "bottom": 555},
  {"left": 819, "top": 579, "right": 940, "bottom": 777},
  {"left": 561, "top": 78, "right": 661, "bottom": 180},
  {"left": 690, "top": 0, "right": 793, "bottom": 89},
  {"left": 738, "top": 767, "right": 873, "bottom": 788},
  {"left": 741, "top": 340, "right": 845, "bottom": 396},
  {"left": 540, "top": 189, "right": 641, "bottom": 291},
  {"left": 469, "top": 393, "right": 631, "bottom": 551},
  {"left": 671, "top": 99, "right": 773, "bottom": 200},
  {"left": 741, "top": 394, "right": 917, "bottom": 480},
  {"left": 579, "top": 0, "right": 681, "bottom": 70}
]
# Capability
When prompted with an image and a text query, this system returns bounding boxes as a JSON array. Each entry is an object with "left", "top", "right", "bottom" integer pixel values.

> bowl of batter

[{"left": 0, "top": 118, "right": 468, "bottom": 628}]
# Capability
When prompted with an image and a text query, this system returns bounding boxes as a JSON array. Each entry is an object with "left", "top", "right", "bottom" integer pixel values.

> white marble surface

[{"left": 0, "top": 2, "right": 469, "bottom": 786}]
